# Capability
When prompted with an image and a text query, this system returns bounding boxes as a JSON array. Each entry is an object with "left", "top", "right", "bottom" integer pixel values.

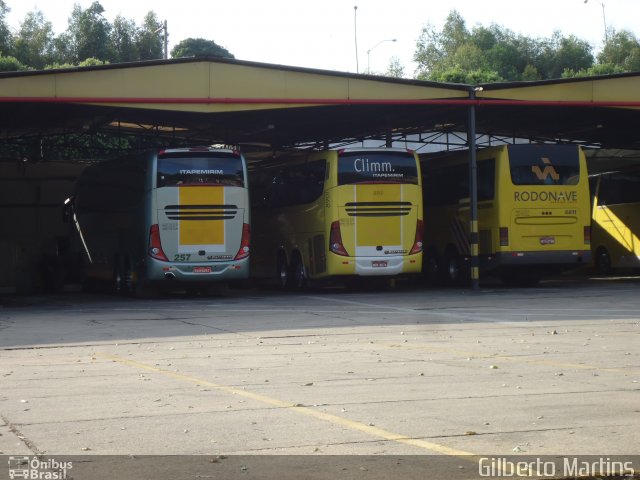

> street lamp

[
  {"left": 366, "top": 38, "right": 396, "bottom": 73},
  {"left": 584, "top": 0, "right": 607, "bottom": 43}
]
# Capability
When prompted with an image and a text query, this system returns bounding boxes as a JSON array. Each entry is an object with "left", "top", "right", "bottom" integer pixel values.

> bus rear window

[
  {"left": 338, "top": 151, "right": 419, "bottom": 185},
  {"left": 508, "top": 145, "right": 580, "bottom": 186},
  {"left": 157, "top": 152, "right": 245, "bottom": 187}
]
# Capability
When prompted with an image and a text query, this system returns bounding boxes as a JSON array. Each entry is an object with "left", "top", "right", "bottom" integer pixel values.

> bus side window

[
  {"left": 598, "top": 174, "right": 623, "bottom": 206},
  {"left": 275, "top": 160, "right": 326, "bottom": 207},
  {"left": 477, "top": 159, "right": 496, "bottom": 201}
]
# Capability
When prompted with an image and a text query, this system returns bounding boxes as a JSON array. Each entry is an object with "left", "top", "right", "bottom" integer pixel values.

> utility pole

[
  {"left": 354, "top": 6, "right": 359, "bottom": 73},
  {"left": 584, "top": 0, "right": 607, "bottom": 43},
  {"left": 155, "top": 20, "right": 168, "bottom": 59}
]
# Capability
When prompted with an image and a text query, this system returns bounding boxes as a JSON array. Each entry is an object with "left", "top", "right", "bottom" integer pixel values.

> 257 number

[{"left": 173, "top": 254, "right": 191, "bottom": 262}]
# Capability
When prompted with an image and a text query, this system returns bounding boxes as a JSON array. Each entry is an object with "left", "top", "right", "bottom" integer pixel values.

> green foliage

[
  {"left": 67, "top": 2, "right": 113, "bottom": 64},
  {"left": 13, "top": 10, "right": 55, "bottom": 69},
  {"left": 598, "top": 29, "right": 640, "bottom": 71},
  {"left": 0, "top": 0, "right": 13, "bottom": 55},
  {"left": 170, "top": 38, "right": 234, "bottom": 59},
  {"left": 0, "top": 53, "right": 26, "bottom": 71},
  {"left": 136, "top": 12, "right": 164, "bottom": 60},
  {"left": 412, "top": 9, "right": 627, "bottom": 83},
  {"left": 110, "top": 14, "right": 139, "bottom": 63},
  {"left": 1, "top": 2, "right": 235, "bottom": 68},
  {"left": 385, "top": 56, "right": 405, "bottom": 78}
]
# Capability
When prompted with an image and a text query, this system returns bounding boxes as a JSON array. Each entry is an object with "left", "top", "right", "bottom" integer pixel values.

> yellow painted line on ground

[
  {"left": 97, "top": 352, "right": 477, "bottom": 458},
  {"left": 384, "top": 343, "right": 627, "bottom": 373}
]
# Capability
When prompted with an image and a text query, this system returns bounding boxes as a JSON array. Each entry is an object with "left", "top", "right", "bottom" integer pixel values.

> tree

[
  {"left": 0, "top": 0, "right": 12, "bottom": 56},
  {"left": 170, "top": 38, "right": 234, "bottom": 59},
  {"left": 414, "top": 9, "right": 597, "bottom": 82},
  {"left": 385, "top": 56, "right": 405, "bottom": 78},
  {"left": 414, "top": 12, "right": 469, "bottom": 78},
  {"left": 110, "top": 15, "right": 139, "bottom": 63},
  {"left": 66, "top": 2, "right": 113, "bottom": 63},
  {"left": 598, "top": 29, "right": 640, "bottom": 72},
  {"left": 136, "top": 12, "right": 163, "bottom": 60},
  {"left": 0, "top": 54, "right": 26, "bottom": 71},
  {"left": 13, "top": 10, "right": 55, "bottom": 69},
  {"left": 536, "top": 32, "right": 593, "bottom": 79}
]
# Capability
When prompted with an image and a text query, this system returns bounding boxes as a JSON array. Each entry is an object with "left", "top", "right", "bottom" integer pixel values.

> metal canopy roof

[{"left": 1, "top": 56, "right": 640, "bottom": 150}]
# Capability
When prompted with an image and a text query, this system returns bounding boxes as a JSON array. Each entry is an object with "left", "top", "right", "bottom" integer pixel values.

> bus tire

[
  {"left": 423, "top": 248, "right": 440, "bottom": 284},
  {"left": 276, "top": 251, "right": 289, "bottom": 289},
  {"left": 113, "top": 256, "right": 125, "bottom": 295},
  {"left": 120, "top": 256, "right": 134, "bottom": 296},
  {"left": 443, "top": 247, "right": 461, "bottom": 285},
  {"left": 595, "top": 247, "right": 613, "bottom": 275},
  {"left": 290, "top": 252, "right": 306, "bottom": 291}
]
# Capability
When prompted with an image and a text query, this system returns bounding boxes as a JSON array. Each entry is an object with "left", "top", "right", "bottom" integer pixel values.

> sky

[{"left": 5, "top": 0, "right": 640, "bottom": 76}]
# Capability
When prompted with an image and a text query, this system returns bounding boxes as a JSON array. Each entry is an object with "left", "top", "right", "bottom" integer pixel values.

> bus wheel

[
  {"left": 595, "top": 247, "right": 613, "bottom": 275},
  {"left": 122, "top": 257, "right": 135, "bottom": 296},
  {"left": 423, "top": 249, "right": 439, "bottom": 284},
  {"left": 113, "top": 257, "right": 125, "bottom": 295},
  {"left": 290, "top": 253, "right": 306, "bottom": 291},
  {"left": 443, "top": 248, "right": 461, "bottom": 285},
  {"left": 276, "top": 252, "right": 289, "bottom": 289}
]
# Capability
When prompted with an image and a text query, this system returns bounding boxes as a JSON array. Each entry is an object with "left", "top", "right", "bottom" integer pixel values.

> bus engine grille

[
  {"left": 345, "top": 201, "right": 412, "bottom": 217},
  {"left": 164, "top": 204, "right": 238, "bottom": 221}
]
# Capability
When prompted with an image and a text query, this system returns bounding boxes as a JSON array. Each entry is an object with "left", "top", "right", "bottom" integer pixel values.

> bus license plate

[
  {"left": 372, "top": 260, "right": 388, "bottom": 268},
  {"left": 193, "top": 266, "right": 212, "bottom": 273}
]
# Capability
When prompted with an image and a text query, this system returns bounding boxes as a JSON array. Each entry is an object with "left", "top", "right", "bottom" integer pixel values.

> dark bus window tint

[
  {"left": 508, "top": 145, "right": 580, "bottom": 186},
  {"left": 423, "top": 162, "right": 467, "bottom": 207},
  {"left": 338, "top": 151, "right": 419, "bottom": 185},
  {"left": 599, "top": 169, "right": 640, "bottom": 205},
  {"left": 270, "top": 159, "right": 327, "bottom": 207},
  {"left": 157, "top": 152, "right": 244, "bottom": 187},
  {"left": 76, "top": 159, "right": 146, "bottom": 214},
  {"left": 477, "top": 159, "right": 496, "bottom": 201},
  {"left": 423, "top": 158, "right": 495, "bottom": 207}
]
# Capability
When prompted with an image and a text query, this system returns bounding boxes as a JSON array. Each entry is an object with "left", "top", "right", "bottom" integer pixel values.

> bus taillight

[
  {"left": 330, "top": 220, "right": 349, "bottom": 256},
  {"left": 409, "top": 219, "right": 424, "bottom": 255},
  {"left": 234, "top": 223, "right": 251, "bottom": 260},
  {"left": 148, "top": 224, "right": 169, "bottom": 261},
  {"left": 584, "top": 225, "right": 591, "bottom": 245},
  {"left": 499, "top": 227, "right": 509, "bottom": 246}
]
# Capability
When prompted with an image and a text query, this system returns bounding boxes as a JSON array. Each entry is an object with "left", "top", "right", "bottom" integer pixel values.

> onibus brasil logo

[{"left": 7, "top": 456, "right": 73, "bottom": 479}]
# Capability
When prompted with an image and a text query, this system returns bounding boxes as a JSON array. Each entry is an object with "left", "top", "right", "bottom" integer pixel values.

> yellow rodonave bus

[
  {"left": 67, "top": 146, "right": 250, "bottom": 295},
  {"left": 421, "top": 144, "right": 592, "bottom": 285},
  {"left": 589, "top": 166, "right": 640, "bottom": 274},
  {"left": 250, "top": 147, "right": 423, "bottom": 288}
]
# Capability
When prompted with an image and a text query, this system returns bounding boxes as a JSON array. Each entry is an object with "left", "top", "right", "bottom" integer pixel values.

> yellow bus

[
  {"left": 67, "top": 146, "right": 250, "bottom": 295},
  {"left": 589, "top": 166, "right": 640, "bottom": 274},
  {"left": 250, "top": 147, "right": 423, "bottom": 288},
  {"left": 421, "top": 144, "right": 591, "bottom": 285}
]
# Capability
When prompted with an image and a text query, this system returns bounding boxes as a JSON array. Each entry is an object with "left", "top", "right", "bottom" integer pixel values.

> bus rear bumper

[
  {"left": 354, "top": 255, "right": 421, "bottom": 276},
  {"left": 146, "top": 257, "right": 250, "bottom": 283},
  {"left": 493, "top": 250, "right": 591, "bottom": 267}
]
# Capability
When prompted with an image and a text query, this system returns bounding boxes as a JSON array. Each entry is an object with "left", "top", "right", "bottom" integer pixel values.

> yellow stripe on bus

[{"left": 179, "top": 186, "right": 225, "bottom": 246}]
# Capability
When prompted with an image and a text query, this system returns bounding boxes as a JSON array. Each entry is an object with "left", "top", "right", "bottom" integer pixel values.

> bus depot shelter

[{"left": 1, "top": 56, "right": 639, "bottom": 292}]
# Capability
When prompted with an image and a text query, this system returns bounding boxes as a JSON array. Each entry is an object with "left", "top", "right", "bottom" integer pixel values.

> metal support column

[{"left": 467, "top": 89, "right": 480, "bottom": 290}]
